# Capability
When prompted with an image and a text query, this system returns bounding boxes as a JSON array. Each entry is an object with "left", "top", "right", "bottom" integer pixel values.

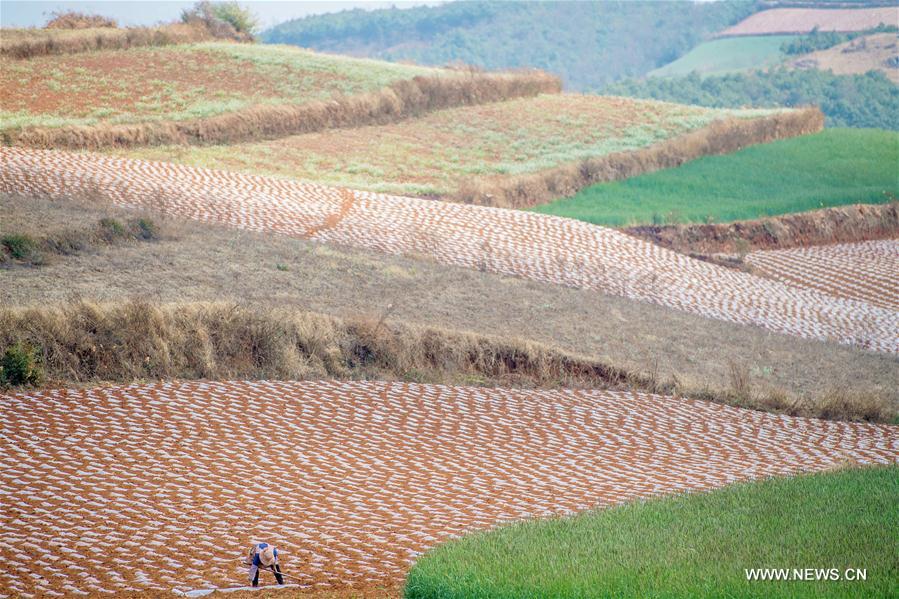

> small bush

[
  {"left": 181, "top": 1, "right": 257, "bottom": 40},
  {"left": 1, "top": 234, "right": 45, "bottom": 265},
  {"left": 45, "top": 11, "right": 117, "bottom": 29},
  {"left": 0, "top": 343, "right": 44, "bottom": 387},
  {"left": 131, "top": 218, "right": 159, "bottom": 241},
  {"left": 98, "top": 218, "right": 127, "bottom": 240}
]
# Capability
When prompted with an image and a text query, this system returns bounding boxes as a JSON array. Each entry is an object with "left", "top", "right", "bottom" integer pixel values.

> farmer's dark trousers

[{"left": 252, "top": 564, "right": 284, "bottom": 586}]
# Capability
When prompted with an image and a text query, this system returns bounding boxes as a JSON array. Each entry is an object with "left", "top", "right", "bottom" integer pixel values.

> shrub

[
  {"left": 45, "top": 11, "right": 117, "bottom": 29},
  {"left": 181, "top": 1, "right": 257, "bottom": 40},
  {"left": 0, "top": 343, "right": 44, "bottom": 387},
  {"left": 1, "top": 234, "right": 45, "bottom": 265},
  {"left": 132, "top": 218, "right": 159, "bottom": 241}
]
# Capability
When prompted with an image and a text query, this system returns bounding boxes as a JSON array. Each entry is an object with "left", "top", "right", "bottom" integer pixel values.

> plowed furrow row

[{"left": 2, "top": 381, "right": 897, "bottom": 596}]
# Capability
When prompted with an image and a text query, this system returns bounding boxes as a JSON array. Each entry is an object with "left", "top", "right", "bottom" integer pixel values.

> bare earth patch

[
  {"left": 788, "top": 32, "right": 899, "bottom": 83},
  {"left": 719, "top": 7, "right": 899, "bottom": 36}
]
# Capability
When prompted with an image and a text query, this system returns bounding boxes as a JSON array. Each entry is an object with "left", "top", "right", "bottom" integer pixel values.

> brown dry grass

[
  {"left": 3, "top": 70, "right": 561, "bottom": 150},
  {"left": 625, "top": 201, "right": 899, "bottom": 257},
  {"left": 3, "top": 193, "right": 896, "bottom": 422},
  {"left": 45, "top": 11, "right": 118, "bottom": 29},
  {"left": 453, "top": 107, "right": 825, "bottom": 208},
  {"left": 0, "top": 22, "right": 220, "bottom": 60}
]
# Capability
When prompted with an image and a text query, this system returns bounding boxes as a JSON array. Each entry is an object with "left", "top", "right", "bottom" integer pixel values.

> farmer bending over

[{"left": 245, "top": 542, "right": 285, "bottom": 587}]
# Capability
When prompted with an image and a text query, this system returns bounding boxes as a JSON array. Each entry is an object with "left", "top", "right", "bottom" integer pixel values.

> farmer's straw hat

[{"left": 259, "top": 546, "right": 276, "bottom": 566}]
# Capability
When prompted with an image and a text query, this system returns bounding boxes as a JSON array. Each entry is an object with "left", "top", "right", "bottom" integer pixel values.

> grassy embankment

[
  {"left": 647, "top": 35, "right": 796, "bottom": 78},
  {"left": 535, "top": 128, "right": 899, "bottom": 226},
  {"left": 405, "top": 465, "right": 899, "bottom": 599}
]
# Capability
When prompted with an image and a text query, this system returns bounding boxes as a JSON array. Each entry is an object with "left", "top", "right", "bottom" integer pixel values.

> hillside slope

[
  {"left": 788, "top": 32, "right": 899, "bottom": 82},
  {"left": 3, "top": 147, "right": 897, "bottom": 354},
  {"left": 262, "top": 1, "right": 758, "bottom": 91},
  {"left": 534, "top": 128, "right": 899, "bottom": 225},
  {"left": 0, "top": 42, "right": 558, "bottom": 148}
]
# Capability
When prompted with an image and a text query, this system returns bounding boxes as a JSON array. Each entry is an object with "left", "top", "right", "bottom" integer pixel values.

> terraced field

[
  {"left": 3, "top": 147, "right": 897, "bottom": 353},
  {"left": 747, "top": 240, "right": 899, "bottom": 312},
  {"left": 117, "top": 95, "right": 782, "bottom": 198},
  {"left": 3, "top": 380, "right": 897, "bottom": 596},
  {"left": 0, "top": 42, "right": 439, "bottom": 129},
  {"left": 718, "top": 6, "right": 899, "bottom": 36}
]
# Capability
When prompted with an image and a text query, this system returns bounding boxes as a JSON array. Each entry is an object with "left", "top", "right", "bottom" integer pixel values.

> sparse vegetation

[
  {"left": 1, "top": 216, "right": 160, "bottom": 266},
  {"left": 781, "top": 24, "right": 898, "bottom": 56},
  {"left": 1, "top": 45, "right": 558, "bottom": 149},
  {"left": 606, "top": 68, "right": 899, "bottom": 130},
  {"left": 119, "top": 98, "right": 817, "bottom": 207},
  {"left": 535, "top": 129, "right": 899, "bottom": 226},
  {"left": 405, "top": 466, "right": 899, "bottom": 599}
]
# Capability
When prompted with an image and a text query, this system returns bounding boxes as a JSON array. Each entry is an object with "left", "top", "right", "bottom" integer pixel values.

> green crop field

[
  {"left": 0, "top": 42, "right": 440, "bottom": 131},
  {"left": 534, "top": 128, "right": 899, "bottom": 226},
  {"left": 405, "top": 465, "right": 899, "bottom": 599},
  {"left": 647, "top": 35, "right": 796, "bottom": 78},
  {"left": 117, "top": 95, "right": 779, "bottom": 198}
]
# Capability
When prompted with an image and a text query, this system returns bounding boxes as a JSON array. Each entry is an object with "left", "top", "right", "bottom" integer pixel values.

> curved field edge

[
  {"left": 3, "top": 300, "right": 893, "bottom": 423},
  {"left": 454, "top": 107, "right": 823, "bottom": 209},
  {"left": 535, "top": 128, "right": 899, "bottom": 226},
  {"left": 1, "top": 69, "right": 561, "bottom": 150},
  {"left": 404, "top": 465, "right": 899, "bottom": 599}
]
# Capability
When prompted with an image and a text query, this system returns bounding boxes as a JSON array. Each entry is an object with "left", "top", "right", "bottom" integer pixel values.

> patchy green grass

[
  {"left": 117, "top": 95, "right": 778, "bottom": 197},
  {"left": 648, "top": 35, "right": 796, "bottom": 78},
  {"left": 534, "top": 128, "right": 899, "bottom": 226},
  {"left": 0, "top": 42, "right": 441, "bottom": 130},
  {"left": 405, "top": 465, "right": 899, "bottom": 599}
]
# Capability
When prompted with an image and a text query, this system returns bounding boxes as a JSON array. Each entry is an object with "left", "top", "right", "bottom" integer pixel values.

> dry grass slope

[
  {"left": 2, "top": 70, "right": 560, "bottom": 150},
  {"left": 0, "top": 22, "right": 222, "bottom": 60}
]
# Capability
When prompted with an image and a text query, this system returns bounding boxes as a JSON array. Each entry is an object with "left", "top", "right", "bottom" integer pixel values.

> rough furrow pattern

[
  {"left": 746, "top": 240, "right": 899, "bottom": 312},
  {"left": 2, "top": 147, "right": 897, "bottom": 353},
  {"left": 2, "top": 380, "right": 897, "bottom": 596}
]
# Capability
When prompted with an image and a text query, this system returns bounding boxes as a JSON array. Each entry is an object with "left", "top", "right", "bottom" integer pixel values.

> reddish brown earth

[
  {"left": 2, "top": 380, "right": 897, "bottom": 597},
  {"left": 718, "top": 7, "right": 899, "bottom": 36},
  {"left": 746, "top": 239, "right": 899, "bottom": 311}
]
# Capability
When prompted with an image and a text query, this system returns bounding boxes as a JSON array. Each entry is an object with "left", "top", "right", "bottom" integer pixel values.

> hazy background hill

[{"left": 262, "top": 0, "right": 760, "bottom": 90}]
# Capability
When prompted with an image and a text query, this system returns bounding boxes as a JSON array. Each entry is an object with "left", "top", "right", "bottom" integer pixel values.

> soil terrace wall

[
  {"left": 1, "top": 71, "right": 562, "bottom": 150},
  {"left": 626, "top": 201, "right": 899, "bottom": 256},
  {"left": 451, "top": 107, "right": 825, "bottom": 209}
]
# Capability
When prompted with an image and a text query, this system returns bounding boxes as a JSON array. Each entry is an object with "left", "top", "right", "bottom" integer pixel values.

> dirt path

[
  {"left": 2, "top": 380, "right": 897, "bottom": 597},
  {"left": 2, "top": 147, "right": 897, "bottom": 353}
]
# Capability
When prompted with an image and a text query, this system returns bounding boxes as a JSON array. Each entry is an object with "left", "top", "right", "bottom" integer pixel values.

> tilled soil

[
  {"left": 746, "top": 240, "right": 899, "bottom": 312},
  {"left": 2, "top": 147, "right": 897, "bottom": 353},
  {"left": 3, "top": 380, "right": 897, "bottom": 596}
]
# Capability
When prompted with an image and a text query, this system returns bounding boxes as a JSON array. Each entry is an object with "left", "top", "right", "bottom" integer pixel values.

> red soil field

[
  {"left": 718, "top": 7, "right": 899, "bottom": 36},
  {"left": 3, "top": 380, "right": 897, "bottom": 596},
  {"left": 746, "top": 239, "right": 899, "bottom": 312},
  {"left": 2, "top": 147, "right": 897, "bottom": 353}
]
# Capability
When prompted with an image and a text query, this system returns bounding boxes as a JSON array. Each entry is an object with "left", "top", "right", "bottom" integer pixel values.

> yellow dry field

[{"left": 789, "top": 33, "right": 899, "bottom": 83}]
